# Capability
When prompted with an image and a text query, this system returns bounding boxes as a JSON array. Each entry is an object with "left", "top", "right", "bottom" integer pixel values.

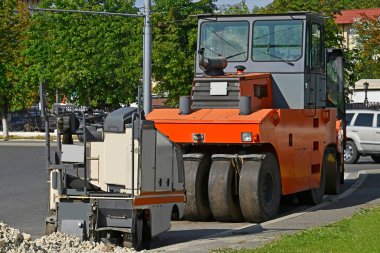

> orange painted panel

[
  {"left": 148, "top": 108, "right": 338, "bottom": 196},
  {"left": 240, "top": 75, "right": 273, "bottom": 109},
  {"left": 134, "top": 195, "right": 186, "bottom": 206},
  {"left": 148, "top": 108, "right": 272, "bottom": 123}
]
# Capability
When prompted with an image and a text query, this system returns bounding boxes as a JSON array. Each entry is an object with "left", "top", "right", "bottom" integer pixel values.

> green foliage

[
  {"left": 24, "top": 0, "right": 143, "bottom": 109},
  {"left": 0, "top": 0, "right": 30, "bottom": 112},
  {"left": 151, "top": 0, "right": 216, "bottom": 106},
  {"left": 353, "top": 14, "right": 380, "bottom": 79},
  {"left": 3, "top": 0, "right": 379, "bottom": 111},
  {"left": 218, "top": 0, "right": 251, "bottom": 14}
]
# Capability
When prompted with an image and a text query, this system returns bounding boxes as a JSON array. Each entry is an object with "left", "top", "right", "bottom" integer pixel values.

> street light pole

[
  {"left": 143, "top": 0, "right": 152, "bottom": 114},
  {"left": 363, "top": 81, "right": 369, "bottom": 107}
]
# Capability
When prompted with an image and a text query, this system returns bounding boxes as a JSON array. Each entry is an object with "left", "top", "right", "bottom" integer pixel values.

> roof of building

[
  {"left": 354, "top": 79, "right": 380, "bottom": 90},
  {"left": 335, "top": 8, "right": 380, "bottom": 24}
]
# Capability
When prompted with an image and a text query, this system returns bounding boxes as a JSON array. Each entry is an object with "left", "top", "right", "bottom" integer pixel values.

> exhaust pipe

[
  {"left": 179, "top": 96, "right": 191, "bottom": 115},
  {"left": 239, "top": 96, "right": 251, "bottom": 115}
]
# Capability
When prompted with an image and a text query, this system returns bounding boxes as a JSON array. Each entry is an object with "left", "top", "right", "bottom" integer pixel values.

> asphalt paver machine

[{"left": 44, "top": 105, "right": 185, "bottom": 250}]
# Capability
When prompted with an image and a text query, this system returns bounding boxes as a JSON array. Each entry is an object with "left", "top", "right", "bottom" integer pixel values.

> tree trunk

[{"left": 1, "top": 101, "right": 9, "bottom": 140}]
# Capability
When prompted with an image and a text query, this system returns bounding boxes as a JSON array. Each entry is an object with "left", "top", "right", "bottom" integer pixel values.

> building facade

[
  {"left": 350, "top": 79, "right": 380, "bottom": 104},
  {"left": 335, "top": 8, "right": 380, "bottom": 50}
]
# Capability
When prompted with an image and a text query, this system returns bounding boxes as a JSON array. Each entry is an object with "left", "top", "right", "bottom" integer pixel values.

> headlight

[
  {"left": 241, "top": 132, "right": 252, "bottom": 142},
  {"left": 192, "top": 133, "right": 205, "bottom": 142}
]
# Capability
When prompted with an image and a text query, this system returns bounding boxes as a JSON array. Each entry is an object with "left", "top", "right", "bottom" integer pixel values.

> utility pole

[
  {"left": 143, "top": 0, "right": 152, "bottom": 114},
  {"left": 39, "top": 82, "right": 50, "bottom": 168}
]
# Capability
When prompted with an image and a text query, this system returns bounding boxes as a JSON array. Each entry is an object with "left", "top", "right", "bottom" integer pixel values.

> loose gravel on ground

[{"left": 0, "top": 222, "right": 140, "bottom": 253}]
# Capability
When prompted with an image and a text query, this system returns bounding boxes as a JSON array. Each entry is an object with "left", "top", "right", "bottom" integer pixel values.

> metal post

[
  {"left": 363, "top": 82, "right": 369, "bottom": 107},
  {"left": 55, "top": 90, "right": 62, "bottom": 153},
  {"left": 83, "top": 111, "right": 87, "bottom": 194},
  {"left": 131, "top": 113, "right": 136, "bottom": 197},
  {"left": 40, "top": 82, "right": 50, "bottom": 169},
  {"left": 143, "top": 0, "right": 152, "bottom": 114}
]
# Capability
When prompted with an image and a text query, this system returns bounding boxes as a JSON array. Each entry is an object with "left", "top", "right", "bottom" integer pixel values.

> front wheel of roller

[
  {"left": 132, "top": 215, "right": 151, "bottom": 251},
  {"left": 325, "top": 148, "right": 340, "bottom": 195},
  {"left": 208, "top": 159, "right": 244, "bottom": 222},
  {"left": 239, "top": 154, "right": 281, "bottom": 223},
  {"left": 183, "top": 154, "right": 212, "bottom": 221}
]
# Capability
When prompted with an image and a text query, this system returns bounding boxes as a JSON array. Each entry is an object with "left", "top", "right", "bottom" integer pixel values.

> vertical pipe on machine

[
  {"left": 179, "top": 96, "right": 191, "bottom": 115},
  {"left": 239, "top": 96, "right": 251, "bottom": 115}
]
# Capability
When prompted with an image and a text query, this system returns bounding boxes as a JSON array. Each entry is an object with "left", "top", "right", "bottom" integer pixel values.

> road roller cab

[{"left": 147, "top": 12, "right": 345, "bottom": 223}]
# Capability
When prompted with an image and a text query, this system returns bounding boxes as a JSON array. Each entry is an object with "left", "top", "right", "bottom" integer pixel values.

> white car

[{"left": 345, "top": 109, "right": 380, "bottom": 164}]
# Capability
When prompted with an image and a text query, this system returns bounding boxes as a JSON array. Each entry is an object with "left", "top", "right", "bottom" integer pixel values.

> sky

[{"left": 135, "top": 0, "right": 274, "bottom": 10}]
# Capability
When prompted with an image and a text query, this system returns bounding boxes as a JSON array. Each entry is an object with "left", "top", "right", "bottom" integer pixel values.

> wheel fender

[{"left": 346, "top": 135, "right": 362, "bottom": 152}]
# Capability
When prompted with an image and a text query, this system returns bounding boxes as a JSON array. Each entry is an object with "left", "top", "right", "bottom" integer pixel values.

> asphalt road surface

[
  {"left": 0, "top": 141, "right": 49, "bottom": 237},
  {"left": 0, "top": 141, "right": 377, "bottom": 249}
]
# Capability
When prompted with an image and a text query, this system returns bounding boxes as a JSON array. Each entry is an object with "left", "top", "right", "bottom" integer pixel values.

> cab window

[
  {"left": 200, "top": 21, "right": 249, "bottom": 62},
  {"left": 252, "top": 20, "right": 303, "bottom": 62},
  {"left": 311, "top": 23, "right": 322, "bottom": 69}
]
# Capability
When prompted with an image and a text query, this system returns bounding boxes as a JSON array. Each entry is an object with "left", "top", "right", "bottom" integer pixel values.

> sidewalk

[
  {"left": 150, "top": 170, "right": 380, "bottom": 252},
  {"left": 0, "top": 131, "right": 47, "bottom": 138}
]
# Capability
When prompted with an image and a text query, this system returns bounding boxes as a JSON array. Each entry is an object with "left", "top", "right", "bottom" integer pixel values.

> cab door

[{"left": 305, "top": 19, "right": 325, "bottom": 108}]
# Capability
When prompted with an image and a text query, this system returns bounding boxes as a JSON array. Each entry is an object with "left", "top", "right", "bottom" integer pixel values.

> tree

[
  {"left": 218, "top": 0, "right": 251, "bottom": 14},
  {"left": 0, "top": 0, "right": 29, "bottom": 139},
  {"left": 353, "top": 14, "right": 380, "bottom": 79},
  {"left": 151, "top": 0, "right": 216, "bottom": 105},
  {"left": 24, "top": 0, "right": 143, "bottom": 110}
]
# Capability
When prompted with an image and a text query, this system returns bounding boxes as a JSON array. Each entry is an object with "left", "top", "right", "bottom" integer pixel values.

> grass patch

[{"left": 214, "top": 207, "right": 380, "bottom": 253}]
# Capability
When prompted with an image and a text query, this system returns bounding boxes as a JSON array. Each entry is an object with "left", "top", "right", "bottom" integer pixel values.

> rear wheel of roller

[
  {"left": 208, "top": 158, "right": 244, "bottom": 222},
  {"left": 183, "top": 154, "right": 212, "bottom": 221},
  {"left": 239, "top": 153, "right": 281, "bottom": 223}
]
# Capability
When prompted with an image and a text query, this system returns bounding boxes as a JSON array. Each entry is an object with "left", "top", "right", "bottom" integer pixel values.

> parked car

[
  {"left": 344, "top": 109, "right": 380, "bottom": 164},
  {"left": 7, "top": 110, "right": 56, "bottom": 133}
]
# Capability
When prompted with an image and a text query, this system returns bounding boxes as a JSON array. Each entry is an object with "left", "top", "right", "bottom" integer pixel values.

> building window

[{"left": 348, "top": 28, "right": 357, "bottom": 35}]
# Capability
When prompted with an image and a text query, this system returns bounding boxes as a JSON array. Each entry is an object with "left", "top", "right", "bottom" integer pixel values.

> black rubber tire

[
  {"left": 297, "top": 156, "right": 327, "bottom": 205},
  {"left": 208, "top": 159, "right": 244, "bottom": 222},
  {"left": 371, "top": 155, "right": 380, "bottom": 163},
  {"left": 183, "top": 155, "right": 212, "bottom": 221},
  {"left": 344, "top": 140, "right": 359, "bottom": 164},
  {"left": 325, "top": 148, "right": 340, "bottom": 195},
  {"left": 45, "top": 223, "right": 56, "bottom": 235},
  {"left": 171, "top": 205, "right": 180, "bottom": 221},
  {"left": 132, "top": 214, "right": 151, "bottom": 251},
  {"left": 239, "top": 154, "right": 281, "bottom": 223}
]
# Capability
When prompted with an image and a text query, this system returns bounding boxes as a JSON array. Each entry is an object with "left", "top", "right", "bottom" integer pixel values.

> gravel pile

[{"left": 0, "top": 222, "right": 140, "bottom": 253}]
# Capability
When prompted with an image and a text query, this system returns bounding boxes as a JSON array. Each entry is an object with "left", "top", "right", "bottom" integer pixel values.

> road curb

[{"left": 151, "top": 172, "right": 368, "bottom": 252}]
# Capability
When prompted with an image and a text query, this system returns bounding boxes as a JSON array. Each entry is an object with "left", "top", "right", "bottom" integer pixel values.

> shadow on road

[
  {"left": 322, "top": 171, "right": 380, "bottom": 211},
  {"left": 150, "top": 228, "right": 232, "bottom": 248},
  {"left": 150, "top": 171, "right": 380, "bottom": 250}
]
